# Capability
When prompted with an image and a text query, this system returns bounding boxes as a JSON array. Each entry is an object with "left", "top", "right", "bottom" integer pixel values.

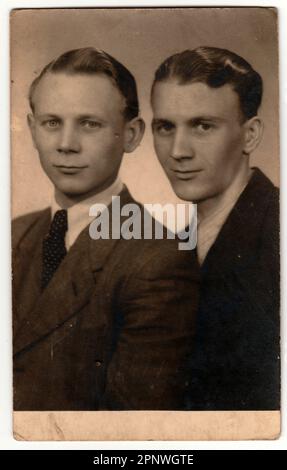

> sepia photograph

[{"left": 11, "top": 7, "right": 280, "bottom": 440}]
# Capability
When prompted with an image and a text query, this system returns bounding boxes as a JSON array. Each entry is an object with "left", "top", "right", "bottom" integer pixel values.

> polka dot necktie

[{"left": 41, "top": 209, "right": 68, "bottom": 290}]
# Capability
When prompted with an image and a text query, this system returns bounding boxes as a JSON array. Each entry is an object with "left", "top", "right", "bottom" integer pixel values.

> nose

[
  {"left": 171, "top": 128, "right": 194, "bottom": 160},
  {"left": 57, "top": 122, "right": 81, "bottom": 154}
]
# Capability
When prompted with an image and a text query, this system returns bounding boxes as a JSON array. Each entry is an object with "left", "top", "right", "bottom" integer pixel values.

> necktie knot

[
  {"left": 48, "top": 209, "right": 68, "bottom": 238},
  {"left": 41, "top": 209, "right": 68, "bottom": 289}
]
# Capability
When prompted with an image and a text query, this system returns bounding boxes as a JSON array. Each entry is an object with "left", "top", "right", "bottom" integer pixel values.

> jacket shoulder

[
  {"left": 255, "top": 173, "right": 279, "bottom": 233},
  {"left": 12, "top": 208, "right": 50, "bottom": 248},
  {"left": 251, "top": 168, "right": 279, "bottom": 209}
]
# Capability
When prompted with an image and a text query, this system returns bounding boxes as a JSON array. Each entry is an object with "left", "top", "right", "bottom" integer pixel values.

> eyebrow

[
  {"left": 189, "top": 115, "right": 226, "bottom": 124},
  {"left": 151, "top": 118, "right": 174, "bottom": 126},
  {"left": 152, "top": 115, "right": 226, "bottom": 125},
  {"left": 75, "top": 114, "right": 104, "bottom": 121},
  {"left": 35, "top": 114, "right": 60, "bottom": 119},
  {"left": 35, "top": 113, "right": 106, "bottom": 122}
]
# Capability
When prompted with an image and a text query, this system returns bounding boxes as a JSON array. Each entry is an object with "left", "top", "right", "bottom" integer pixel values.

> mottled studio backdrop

[{"left": 11, "top": 8, "right": 279, "bottom": 217}]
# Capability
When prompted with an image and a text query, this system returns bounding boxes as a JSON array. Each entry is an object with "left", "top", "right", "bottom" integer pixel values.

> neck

[{"left": 197, "top": 162, "right": 252, "bottom": 221}]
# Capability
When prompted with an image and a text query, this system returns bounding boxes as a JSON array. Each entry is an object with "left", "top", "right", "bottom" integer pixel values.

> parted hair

[
  {"left": 29, "top": 47, "right": 139, "bottom": 121},
  {"left": 152, "top": 46, "right": 263, "bottom": 120}
]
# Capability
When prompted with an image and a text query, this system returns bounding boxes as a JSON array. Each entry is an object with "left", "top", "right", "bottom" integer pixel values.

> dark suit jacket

[
  {"left": 187, "top": 168, "right": 280, "bottom": 410},
  {"left": 13, "top": 187, "right": 199, "bottom": 411}
]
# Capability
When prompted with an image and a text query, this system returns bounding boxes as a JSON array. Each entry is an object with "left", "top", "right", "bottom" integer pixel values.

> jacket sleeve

[{"left": 101, "top": 241, "right": 200, "bottom": 410}]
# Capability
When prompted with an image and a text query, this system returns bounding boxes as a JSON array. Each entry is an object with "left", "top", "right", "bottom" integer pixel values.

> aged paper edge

[{"left": 13, "top": 411, "right": 280, "bottom": 441}]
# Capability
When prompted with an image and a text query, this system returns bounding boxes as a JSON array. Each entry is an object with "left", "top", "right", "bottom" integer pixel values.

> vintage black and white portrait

[{"left": 11, "top": 7, "right": 280, "bottom": 440}]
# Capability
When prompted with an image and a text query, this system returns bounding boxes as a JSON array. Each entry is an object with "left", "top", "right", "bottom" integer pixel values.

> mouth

[
  {"left": 171, "top": 169, "right": 202, "bottom": 180},
  {"left": 53, "top": 165, "right": 88, "bottom": 174}
]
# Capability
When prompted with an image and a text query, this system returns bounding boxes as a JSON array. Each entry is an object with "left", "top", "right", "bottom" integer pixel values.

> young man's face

[
  {"left": 151, "top": 80, "right": 250, "bottom": 205},
  {"left": 28, "top": 72, "right": 133, "bottom": 201}
]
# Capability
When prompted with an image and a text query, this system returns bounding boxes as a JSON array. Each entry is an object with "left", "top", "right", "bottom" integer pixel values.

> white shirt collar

[{"left": 51, "top": 176, "right": 123, "bottom": 250}]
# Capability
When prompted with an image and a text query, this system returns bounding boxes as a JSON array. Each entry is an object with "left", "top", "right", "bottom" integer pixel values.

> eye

[
  {"left": 81, "top": 120, "right": 102, "bottom": 129},
  {"left": 199, "top": 123, "right": 212, "bottom": 131},
  {"left": 152, "top": 121, "right": 174, "bottom": 136},
  {"left": 43, "top": 119, "right": 60, "bottom": 129},
  {"left": 193, "top": 121, "right": 215, "bottom": 134}
]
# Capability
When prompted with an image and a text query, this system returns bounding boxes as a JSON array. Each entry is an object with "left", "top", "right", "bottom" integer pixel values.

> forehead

[
  {"left": 152, "top": 80, "right": 242, "bottom": 121},
  {"left": 32, "top": 72, "right": 125, "bottom": 115}
]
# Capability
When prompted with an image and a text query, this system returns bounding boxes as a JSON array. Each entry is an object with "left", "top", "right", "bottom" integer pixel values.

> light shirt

[
  {"left": 51, "top": 176, "right": 123, "bottom": 250},
  {"left": 197, "top": 173, "right": 251, "bottom": 266}
]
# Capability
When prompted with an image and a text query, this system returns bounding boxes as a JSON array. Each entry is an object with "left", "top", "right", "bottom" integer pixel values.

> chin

[
  {"left": 56, "top": 185, "right": 86, "bottom": 195},
  {"left": 53, "top": 183, "right": 92, "bottom": 198},
  {"left": 171, "top": 182, "right": 200, "bottom": 203},
  {"left": 57, "top": 181, "right": 110, "bottom": 200},
  {"left": 52, "top": 177, "right": 90, "bottom": 194}
]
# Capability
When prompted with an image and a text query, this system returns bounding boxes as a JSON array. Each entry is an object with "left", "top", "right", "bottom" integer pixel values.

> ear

[
  {"left": 123, "top": 117, "right": 145, "bottom": 153},
  {"left": 243, "top": 116, "right": 263, "bottom": 155},
  {"left": 27, "top": 113, "right": 37, "bottom": 149}
]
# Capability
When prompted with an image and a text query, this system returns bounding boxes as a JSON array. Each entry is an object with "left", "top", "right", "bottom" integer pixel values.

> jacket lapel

[{"left": 13, "top": 186, "right": 138, "bottom": 356}]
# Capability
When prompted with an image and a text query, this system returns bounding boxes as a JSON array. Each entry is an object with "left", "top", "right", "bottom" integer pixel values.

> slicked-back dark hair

[
  {"left": 29, "top": 47, "right": 139, "bottom": 121},
  {"left": 152, "top": 46, "right": 263, "bottom": 120}
]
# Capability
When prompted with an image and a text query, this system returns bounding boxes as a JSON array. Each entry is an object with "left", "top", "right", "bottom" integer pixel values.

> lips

[
  {"left": 54, "top": 165, "right": 88, "bottom": 174},
  {"left": 54, "top": 165, "right": 87, "bottom": 169},
  {"left": 171, "top": 169, "right": 202, "bottom": 180}
]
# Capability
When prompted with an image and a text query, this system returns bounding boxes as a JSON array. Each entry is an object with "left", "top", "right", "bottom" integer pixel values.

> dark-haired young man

[
  {"left": 151, "top": 47, "right": 280, "bottom": 410},
  {"left": 12, "top": 48, "right": 199, "bottom": 411}
]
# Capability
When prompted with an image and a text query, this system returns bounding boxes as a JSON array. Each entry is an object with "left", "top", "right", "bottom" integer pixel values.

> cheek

[
  {"left": 202, "top": 133, "right": 242, "bottom": 167},
  {"left": 154, "top": 137, "right": 170, "bottom": 160},
  {"left": 34, "top": 130, "right": 55, "bottom": 154},
  {"left": 87, "top": 132, "right": 123, "bottom": 157}
]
